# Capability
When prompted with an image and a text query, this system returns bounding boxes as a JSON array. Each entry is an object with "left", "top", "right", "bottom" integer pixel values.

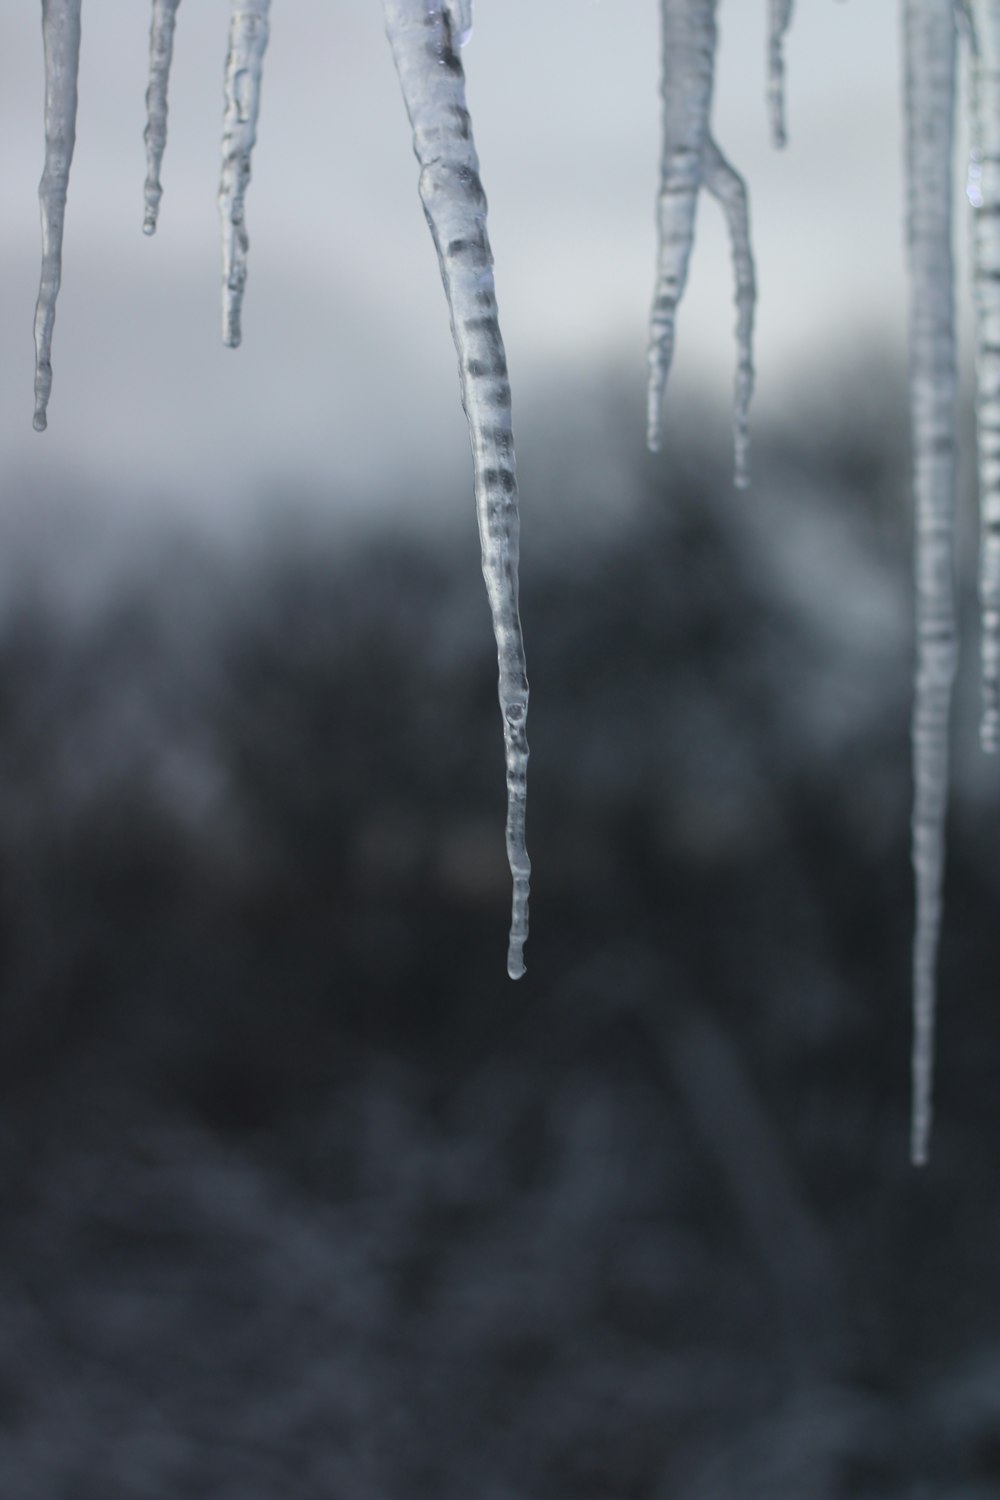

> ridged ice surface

[
  {"left": 903, "top": 0, "right": 959, "bottom": 1166},
  {"left": 383, "top": 0, "right": 530, "bottom": 979},
  {"left": 33, "top": 0, "right": 82, "bottom": 434},
  {"left": 143, "top": 0, "right": 182, "bottom": 235},
  {"left": 647, "top": 0, "right": 756, "bottom": 487},
  {"left": 967, "top": 1, "right": 1000, "bottom": 751},
  {"left": 219, "top": 0, "right": 270, "bottom": 348},
  {"left": 767, "top": 0, "right": 795, "bottom": 148}
]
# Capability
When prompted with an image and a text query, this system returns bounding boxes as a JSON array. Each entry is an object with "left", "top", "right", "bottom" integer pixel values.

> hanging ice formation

[
  {"left": 647, "top": 0, "right": 757, "bottom": 489},
  {"left": 383, "top": 0, "right": 531, "bottom": 980},
  {"left": 20, "top": 0, "right": 1000, "bottom": 1140},
  {"left": 219, "top": 0, "right": 271, "bottom": 348},
  {"left": 967, "top": 0, "right": 1000, "bottom": 754},
  {"left": 903, "top": 0, "right": 959, "bottom": 1167},
  {"left": 32, "top": 0, "right": 82, "bottom": 433},
  {"left": 767, "top": 0, "right": 795, "bottom": 148},
  {"left": 143, "top": 0, "right": 182, "bottom": 235}
]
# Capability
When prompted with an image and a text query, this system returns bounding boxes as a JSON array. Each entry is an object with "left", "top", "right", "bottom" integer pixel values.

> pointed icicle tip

[
  {"left": 33, "top": 0, "right": 83, "bottom": 434},
  {"left": 143, "top": 0, "right": 183, "bottom": 235},
  {"left": 767, "top": 0, "right": 795, "bottom": 149},
  {"left": 219, "top": 0, "right": 271, "bottom": 348},
  {"left": 383, "top": 0, "right": 530, "bottom": 979},
  {"left": 903, "top": 0, "right": 959, "bottom": 1166}
]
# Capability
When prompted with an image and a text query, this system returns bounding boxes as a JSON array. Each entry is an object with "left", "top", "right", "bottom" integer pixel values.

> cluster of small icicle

[{"left": 25, "top": 0, "right": 997, "bottom": 1158}]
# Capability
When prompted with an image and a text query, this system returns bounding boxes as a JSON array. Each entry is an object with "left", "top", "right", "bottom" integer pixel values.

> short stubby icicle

[
  {"left": 33, "top": 0, "right": 82, "bottom": 433},
  {"left": 647, "top": 0, "right": 756, "bottom": 487},
  {"left": 143, "top": 0, "right": 182, "bottom": 235},
  {"left": 383, "top": 0, "right": 530, "bottom": 979},
  {"left": 219, "top": 0, "right": 270, "bottom": 348}
]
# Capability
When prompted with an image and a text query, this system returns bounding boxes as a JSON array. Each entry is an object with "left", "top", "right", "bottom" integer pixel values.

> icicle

[
  {"left": 902, "top": 0, "right": 959, "bottom": 1166},
  {"left": 445, "top": 0, "right": 473, "bottom": 47},
  {"left": 767, "top": 0, "right": 795, "bottom": 148},
  {"left": 32, "top": 0, "right": 82, "bottom": 434},
  {"left": 965, "top": 1, "right": 1000, "bottom": 751},
  {"left": 703, "top": 139, "right": 756, "bottom": 489},
  {"left": 383, "top": 0, "right": 531, "bottom": 979},
  {"left": 143, "top": 0, "right": 182, "bottom": 235},
  {"left": 219, "top": 0, "right": 270, "bottom": 348},
  {"left": 647, "top": 0, "right": 757, "bottom": 487}
]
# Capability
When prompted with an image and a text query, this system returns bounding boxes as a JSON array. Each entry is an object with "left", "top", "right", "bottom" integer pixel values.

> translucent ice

[
  {"left": 219, "top": 0, "right": 271, "bottom": 348},
  {"left": 902, "top": 0, "right": 959, "bottom": 1165},
  {"left": 647, "top": 0, "right": 757, "bottom": 486},
  {"left": 767, "top": 0, "right": 795, "bottom": 148},
  {"left": 383, "top": 0, "right": 530, "bottom": 978},
  {"left": 33, "top": 0, "right": 82, "bottom": 433},
  {"left": 965, "top": 1, "right": 1000, "bottom": 751},
  {"left": 143, "top": 0, "right": 182, "bottom": 235}
]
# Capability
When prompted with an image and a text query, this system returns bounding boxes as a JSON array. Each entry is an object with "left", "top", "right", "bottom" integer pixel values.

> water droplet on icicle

[
  {"left": 143, "top": 0, "right": 182, "bottom": 235},
  {"left": 219, "top": 0, "right": 270, "bottom": 348},
  {"left": 33, "top": 0, "right": 82, "bottom": 433},
  {"left": 383, "top": 0, "right": 530, "bottom": 978}
]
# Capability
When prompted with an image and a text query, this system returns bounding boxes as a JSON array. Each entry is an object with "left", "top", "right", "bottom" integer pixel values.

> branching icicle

[
  {"left": 965, "top": 1, "right": 1000, "bottom": 752},
  {"left": 143, "top": 0, "right": 182, "bottom": 235},
  {"left": 33, "top": 0, "right": 82, "bottom": 434},
  {"left": 903, "top": 0, "right": 959, "bottom": 1166},
  {"left": 383, "top": 0, "right": 531, "bottom": 978},
  {"left": 219, "top": 0, "right": 270, "bottom": 348},
  {"left": 647, "top": 0, "right": 756, "bottom": 488}
]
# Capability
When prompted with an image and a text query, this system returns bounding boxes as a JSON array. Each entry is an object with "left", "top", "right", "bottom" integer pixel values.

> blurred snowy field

[{"left": 0, "top": 370, "right": 998, "bottom": 1497}]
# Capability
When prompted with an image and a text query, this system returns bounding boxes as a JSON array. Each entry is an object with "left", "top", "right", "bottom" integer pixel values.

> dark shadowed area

[{"left": 0, "top": 369, "right": 998, "bottom": 1499}]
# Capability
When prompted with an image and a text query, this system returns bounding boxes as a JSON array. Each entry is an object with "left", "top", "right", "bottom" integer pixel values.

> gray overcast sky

[{"left": 0, "top": 2, "right": 958, "bottom": 527}]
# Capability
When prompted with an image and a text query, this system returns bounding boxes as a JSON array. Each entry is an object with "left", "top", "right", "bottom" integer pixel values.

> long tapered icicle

[
  {"left": 767, "top": 0, "right": 795, "bottom": 148},
  {"left": 143, "top": 0, "right": 182, "bottom": 235},
  {"left": 647, "top": 0, "right": 757, "bottom": 486},
  {"left": 219, "top": 0, "right": 270, "bottom": 348},
  {"left": 33, "top": 0, "right": 82, "bottom": 434},
  {"left": 966, "top": 1, "right": 1000, "bottom": 751},
  {"left": 903, "top": 0, "right": 959, "bottom": 1165},
  {"left": 383, "top": 0, "right": 530, "bottom": 978}
]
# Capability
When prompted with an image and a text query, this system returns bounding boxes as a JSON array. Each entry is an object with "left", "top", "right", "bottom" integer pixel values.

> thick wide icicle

[
  {"left": 767, "top": 0, "right": 795, "bottom": 148},
  {"left": 383, "top": 0, "right": 531, "bottom": 979},
  {"left": 902, "top": 0, "right": 959, "bottom": 1166},
  {"left": 33, "top": 0, "right": 82, "bottom": 434},
  {"left": 966, "top": 1, "right": 1000, "bottom": 751},
  {"left": 143, "top": 0, "right": 182, "bottom": 235},
  {"left": 219, "top": 0, "right": 270, "bottom": 348},
  {"left": 647, "top": 0, "right": 757, "bottom": 487}
]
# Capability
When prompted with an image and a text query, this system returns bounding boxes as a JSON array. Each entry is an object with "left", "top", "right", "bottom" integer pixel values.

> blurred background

[{"left": 0, "top": 2, "right": 999, "bottom": 1496}]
